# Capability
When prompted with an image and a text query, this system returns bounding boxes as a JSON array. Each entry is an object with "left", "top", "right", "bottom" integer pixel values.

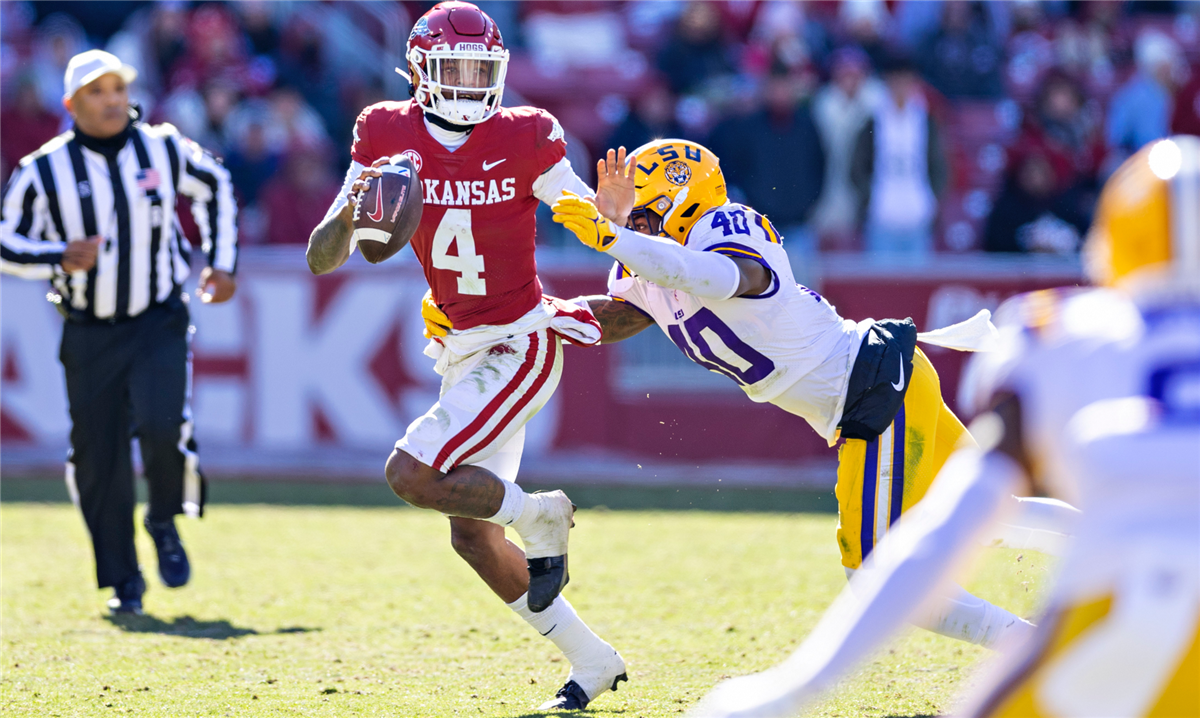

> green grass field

[{"left": 1, "top": 480, "right": 1054, "bottom": 717}]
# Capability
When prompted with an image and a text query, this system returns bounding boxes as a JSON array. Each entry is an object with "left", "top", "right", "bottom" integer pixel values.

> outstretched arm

[
  {"left": 691, "top": 415, "right": 1029, "bottom": 718},
  {"left": 553, "top": 194, "right": 771, "bottom": 299},
  {"left": 575, "top": 295, "right": 654, "bottom": 344},
  {"left": 419, "top": 291, "right": 652, "bottom": 344}
]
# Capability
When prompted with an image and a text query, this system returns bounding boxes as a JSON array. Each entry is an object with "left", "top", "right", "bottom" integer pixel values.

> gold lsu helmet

[
  {"left": 1085, "top": 135, "right": 1200, "bottom": 288},
  {"left": 629, "top": 139, "right": 726, "bottom": 244}
]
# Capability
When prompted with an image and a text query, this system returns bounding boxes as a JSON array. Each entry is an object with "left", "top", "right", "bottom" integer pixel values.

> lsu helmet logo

[{"left": 664, "top": 160, "right": 691, "bottom": 186}]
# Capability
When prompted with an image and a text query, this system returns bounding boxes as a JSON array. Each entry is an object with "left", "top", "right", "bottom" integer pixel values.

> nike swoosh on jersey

[
  {"left": 891, "top": 355, "right": 906, "bottom": 391},
  {"left": 482, "top": 158, "right": 507, "bottom": 171},
  {"left": 367, "top": 180, "right": 385, "bottom": 222}
]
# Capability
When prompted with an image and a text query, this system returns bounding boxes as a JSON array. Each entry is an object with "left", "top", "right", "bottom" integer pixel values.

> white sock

[
  {"left": 507, "top": 593, "right": 619, "bottom": 683},
  {"left": 913, "top": 583, "right": 1036, "bottom": 649},
  {"left": 486, "top": 480, "right": 529, "bottom": 527},
  {"left": 505, "top": 490, "right": 556, "bottom": 547}
]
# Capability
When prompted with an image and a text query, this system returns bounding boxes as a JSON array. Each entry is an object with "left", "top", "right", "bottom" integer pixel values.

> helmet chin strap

[{"left": 425, "top": 110, "right": 474, "bottom": 133}]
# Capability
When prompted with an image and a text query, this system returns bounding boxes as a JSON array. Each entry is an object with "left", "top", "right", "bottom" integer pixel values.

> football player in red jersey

[{"left": 305, "top": 2, "right": 630, "bottom": 710}]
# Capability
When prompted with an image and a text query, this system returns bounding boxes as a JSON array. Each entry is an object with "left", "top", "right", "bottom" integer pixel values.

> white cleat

[
  {"left": 519, "top": 490, "right": 575, "bottom": 613},
  {"left": 539, "top": 648, "right": 628, "bottom": 711}
]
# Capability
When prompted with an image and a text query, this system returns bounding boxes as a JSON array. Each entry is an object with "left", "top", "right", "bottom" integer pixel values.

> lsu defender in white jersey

[
  {"left": 551, "top": 139, "right": 1076, "bottom": 656},
  {"left": 958, "top": 285, "right": 1200, "bottom": 718},
  {"left": 607, "top": 201, "right": 864, "bottom": 441},
  {"left": 689, "top": 136, "right": 1200, "bottom": 718},
  {"left": 957, "top": 136, "right": 1200, "bottom": 718}
]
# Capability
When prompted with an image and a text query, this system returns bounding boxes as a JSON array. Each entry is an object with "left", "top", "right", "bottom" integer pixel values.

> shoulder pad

[
  {"left": 364, "top": 100, "right": 409, "bottom": 113},
  {"left": 682, "top": 206, "right": 727, "bottom": 246},
  {"left": 500, "top": 107, "right": 564, "bottom": 143},
  {"left": 357, "top": 101, "right": 410, "bottom": 124}
]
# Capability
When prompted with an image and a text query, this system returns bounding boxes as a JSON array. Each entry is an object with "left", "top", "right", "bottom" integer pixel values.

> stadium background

[{"left": 3, "top": 0, "right": 1198, "bottom": 488}]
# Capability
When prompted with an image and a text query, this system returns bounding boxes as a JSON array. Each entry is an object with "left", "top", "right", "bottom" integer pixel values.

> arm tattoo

[
  {"left": 306, "top": 207, "right": 354, "bottom": 275},
  {"left": 580, "top": 295, "right": 654, "bottom": 344}
]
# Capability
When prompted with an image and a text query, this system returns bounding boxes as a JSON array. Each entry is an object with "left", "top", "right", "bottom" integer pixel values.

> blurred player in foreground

[
  {"left": 539, "top": 140, "right": 1076, "bottom": 652},
  {"left": 691, "top": 136, "right": 1200, "bottom": 718},
  {"left": 307, "top": 2, "right": 629, "bottom": 709}
]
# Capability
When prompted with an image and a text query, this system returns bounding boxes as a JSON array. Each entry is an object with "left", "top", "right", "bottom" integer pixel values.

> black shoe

[
  {"left": 538, "top": 674, "right": 628, "bottom": 711},
  {"left": 107, "top": 572, "right": 145, "bottom": 615},
  {"left": 144, "top": 517, "right": 190, "bottom": 588},
  {"left": 527, "top": 555, "right": 569, "bottom": 613}
]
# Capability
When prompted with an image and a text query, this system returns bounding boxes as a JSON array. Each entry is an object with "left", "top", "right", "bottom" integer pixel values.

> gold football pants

[
  {"left": 973, "top": 595, "right": 1200, "bottom": 717},
  {"left": 835, "top": 347, "right": 974, "bottom": 569}
]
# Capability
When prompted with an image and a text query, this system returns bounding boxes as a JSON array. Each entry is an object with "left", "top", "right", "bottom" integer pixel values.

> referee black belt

[{"left": 58, "top": 288, "right": 184, "bottom": 325}]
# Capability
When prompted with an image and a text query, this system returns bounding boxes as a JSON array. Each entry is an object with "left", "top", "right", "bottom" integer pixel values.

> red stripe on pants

[
  {"left": 450, "top": 333, "right": 559, "bottom": 471},
  {"left": 433, "top": 331, "right": 541, "bottom": 472}
]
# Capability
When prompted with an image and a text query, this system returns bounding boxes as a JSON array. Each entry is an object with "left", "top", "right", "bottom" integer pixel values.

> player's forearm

[
  {"left": 788, "top": 452, "right": 1019, "bottom": 697},
  {"left": 578, "top": 296, "right": 653, "bottom": 344},
  {"left": 306, "top": 206, "right": 354, "bottom": 275},
  {"left": 607, "top": 228, "right": 740, "bottom": 300}
]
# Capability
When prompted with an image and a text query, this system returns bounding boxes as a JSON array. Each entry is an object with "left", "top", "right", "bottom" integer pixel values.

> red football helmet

[{"left": 403, "top": 1, "right": 509, "bottom": 125}]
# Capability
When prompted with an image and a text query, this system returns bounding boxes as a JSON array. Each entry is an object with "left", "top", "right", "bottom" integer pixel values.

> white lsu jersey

[
  {"left": 608, "top": 203, "right": 864, "bottom": 440},
  {"left": 957, "top": 286, "right": 1200, "bottom": 718},
  {"left": 961, "top": 285, "right": 1200, "bottom": 595}
]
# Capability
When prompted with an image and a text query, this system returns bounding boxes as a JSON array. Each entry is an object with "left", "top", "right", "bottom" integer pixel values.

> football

[{"left": 351, "top": 155, "right": 423, "bottom": 264}]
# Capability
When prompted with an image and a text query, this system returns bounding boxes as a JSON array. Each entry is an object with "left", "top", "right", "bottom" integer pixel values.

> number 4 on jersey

[{"left": 431, "top": 208, "right": 487, "bottom": 295}]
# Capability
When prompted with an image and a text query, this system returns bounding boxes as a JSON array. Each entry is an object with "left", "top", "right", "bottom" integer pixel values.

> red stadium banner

[{"left": 0, "top": 250, "right": 1079, "bottom": 486}]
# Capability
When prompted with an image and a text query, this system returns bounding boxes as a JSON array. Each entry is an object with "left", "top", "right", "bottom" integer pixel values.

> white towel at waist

[
  {"left": 424, "top": 297, "right": 601, "bottom": 375},
  {"left": 917, "top": 309, "right": 999, "bottom": 352}
]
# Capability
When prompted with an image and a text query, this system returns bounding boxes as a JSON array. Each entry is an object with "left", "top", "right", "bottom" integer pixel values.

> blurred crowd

[{"left": 4, "top": 0, "right": 1200, "bottom": 256}]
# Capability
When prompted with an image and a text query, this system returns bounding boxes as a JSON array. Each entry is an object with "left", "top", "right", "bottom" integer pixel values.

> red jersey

[{"left": 350, "top": 100, "right": 567, "bottom": 329}]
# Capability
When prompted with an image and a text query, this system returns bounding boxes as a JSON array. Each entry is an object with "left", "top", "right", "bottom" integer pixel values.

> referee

[{"left": 0, "top": 50, "right": 238, "bottom": 614}]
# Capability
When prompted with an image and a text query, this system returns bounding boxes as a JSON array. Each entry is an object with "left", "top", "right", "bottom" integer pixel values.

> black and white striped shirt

[{"left": 0, "top": 121, "right": 237, "bottom": 321}]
